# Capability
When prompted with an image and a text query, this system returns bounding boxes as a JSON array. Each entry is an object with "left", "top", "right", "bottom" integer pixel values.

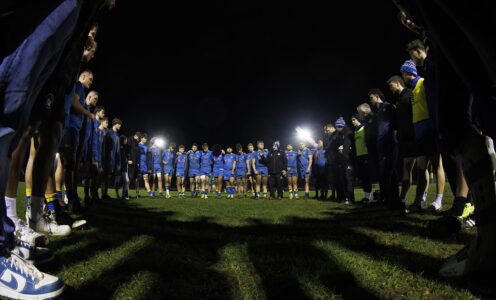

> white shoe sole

[
  {"left": 0, "top": 285, "right": 64, "bottom": 300},
  {"left": 72, "top": 220, "right": 87, "bottom": 229}
]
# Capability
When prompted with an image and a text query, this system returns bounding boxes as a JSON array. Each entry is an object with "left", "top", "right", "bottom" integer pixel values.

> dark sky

[{"left": 86, "top": 1, "right": 416, "bottom": 147}]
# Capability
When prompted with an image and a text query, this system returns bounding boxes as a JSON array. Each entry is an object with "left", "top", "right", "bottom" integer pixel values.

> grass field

[{"left": 14, "top": 183, "right": 478, "bottom": 300}]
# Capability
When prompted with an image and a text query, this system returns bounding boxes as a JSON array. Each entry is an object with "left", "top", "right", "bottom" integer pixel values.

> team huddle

[{"left": 122, "top": 136, "right": 319, "bottom": 200}]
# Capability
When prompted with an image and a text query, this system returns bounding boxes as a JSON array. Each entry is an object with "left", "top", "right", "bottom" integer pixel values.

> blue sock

[
  {"left": 205, "top": 189, "right": 208, "bottom": 195},
  {"left": 47, "top": 201, "right": 56, "bottom": 213}
]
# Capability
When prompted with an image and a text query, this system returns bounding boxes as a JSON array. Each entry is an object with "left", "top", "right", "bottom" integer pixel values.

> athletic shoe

[
  {"left": 405, "top": 202, "right": 423, "bottom": 214},
  {"left": 0, "top": 253, "right": 64, "bottom": 299},
  {"left": 29, "top": 217, "right": 71, "bottom": 237},
  {"left": 294, "top": 193, "right": 299, "bottom": 199},
  {"left": 462, "top": 218, "right": 476, "bottom": 229},
  {"left": 11, "top": 245, "right": 54, "bottom": 265},
  {"left": 71, "top": 220, "right": 87, "bottom": 229},
  {"left": 428, "top": 199, "right": 443, "bottom": 212},
  {"left": 13, "top": 219, "right": 49, "bottom": 247},
  {"left": 344, "top": 199, "right": 350, "bottom": 205},
  {"left": 460, "top": 203, "right": 475, "bottom": 219}
]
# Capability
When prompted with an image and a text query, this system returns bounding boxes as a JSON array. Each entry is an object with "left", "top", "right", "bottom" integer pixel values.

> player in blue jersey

[
  {"left": 188, "top": 144, "right": 201, "bottom": 197},
  {"left": 103, "top": 118, "right": 121, "bottom": 200},
  {"left": 175, "top": 145, "right": 187, "bottom": 198},
  {"left": 200, "top": 143, "right": 213, "bottom": 198},
  {"left": 285, "top": 144, "right": 299, "bottom": 199},
  {"left": 253, "top": 141, "right": 269, "bottom": 199},
  {"left": 298, "top": 142, "right": 313, "bottom": 199},
  {"left": 90, "top": 117, "right": 108, "bottom": 201},
  {"left": 235, "top": 144, "right": 248, "bottom": 198},
  {"left": 223, "top": 146, "right": 237, "bottom": 199},
  {"left": 246, "top": 143, "right": 256, "bottom": 197},
  {"left": 149, "top": 137, "right": 163, "bottom": 197},
  {"left": 212, "top": 144, "right": 224, "bottom": 198},
  {"left": 137, "top": 134, "right": 151, "bottom": 198},
  {"left": 162, "top": 143, "right": 176, "bottom": 198}
]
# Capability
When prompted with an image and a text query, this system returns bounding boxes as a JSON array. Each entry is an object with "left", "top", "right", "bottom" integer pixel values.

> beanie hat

[
  {"left": 335, "top": 117, "right": 346, "bottom": 128},
  {"left": 400, "top": 59, "right": 418, "bottom": 76},
  {"left": 351, "top": 114, "right": 361, "bottom": 121},
  {"left": 273, "top": 140, "right": 280, "bottom": 149}
]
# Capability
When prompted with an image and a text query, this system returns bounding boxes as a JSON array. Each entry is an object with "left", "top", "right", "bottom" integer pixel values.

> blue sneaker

[{"left": 0, "top": 253, "right": 64, "bottom": 299}]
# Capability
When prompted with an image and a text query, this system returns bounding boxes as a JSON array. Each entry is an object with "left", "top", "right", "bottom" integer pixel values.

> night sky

[{"left": 86, "top": 1, "right": 417, "bottom": 147}]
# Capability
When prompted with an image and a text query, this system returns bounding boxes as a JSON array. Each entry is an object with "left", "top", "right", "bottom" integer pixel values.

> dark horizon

[{"left": 85, "top": 1, "right": 416, "bottom": 147}]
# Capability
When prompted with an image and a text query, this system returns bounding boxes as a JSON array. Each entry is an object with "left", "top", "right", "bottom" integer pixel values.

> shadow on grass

[{"left": 50, "top": 198, "right": 473, "bottom": 299}]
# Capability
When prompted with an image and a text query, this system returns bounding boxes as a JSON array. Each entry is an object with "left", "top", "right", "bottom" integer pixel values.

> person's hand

[
  {"left": 282, "top": 170, "right": 287, "bottom": 176},
  {"left": 89, "top": 113, "right": 96, "bottom": 120},
  {"left": 128, "top": 160, "right": 133, "bottom": 165},
  {"left": 306, "top": 168, "right": 311, "bottom": 174},
  {"left": 298, "top": 150, "right": 302, "bottom": 155},
  {"left": 254, "top": 170, "right": 259, "bottom": 175}
]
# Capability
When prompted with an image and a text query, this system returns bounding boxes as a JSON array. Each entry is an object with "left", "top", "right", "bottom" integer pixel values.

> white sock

[
  {"left": 422, "top": 191, "right": 428, "bottom": 202},
  {"left": 435, "top": 194, "right": 443, "bottom": 203},
  {"left": 30, "top": 196, "right": 45, "bottom": 222},
  {"left": 5, "top": 196, "right": 18, "bottom": 220},
  {"left": 364, "top": 192, "right": 371, "bottom": 200}
]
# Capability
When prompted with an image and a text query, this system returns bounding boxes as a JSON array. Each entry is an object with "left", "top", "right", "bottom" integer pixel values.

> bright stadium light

[
  {"left": 154, "top": 137, "right": 166, "bottom": 148},
  {"left": 296, "top": 126, "right": 314, "bottom": 144}
]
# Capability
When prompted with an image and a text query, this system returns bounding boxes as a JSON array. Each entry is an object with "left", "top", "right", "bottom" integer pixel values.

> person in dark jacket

[
  {"left": 330, "top": 117, "right": 354, "bottom": 204},
  {"left": 128, "top": 132, "right": 141, "bottom": 198},
  {"left": 367, "top": 88, "right": 400, "bottom": 209},
  {"left": 323, "top": 124, "right": 337, "bottom": 200},
  {"left": 118, "top": 135, "right": 131, "bottom": 200},
  {"left": 259, "top": 141, "right": 287, "bottom": 199},
  {"left": 103, "top": 118, "right": 121, "bottom": 199}
]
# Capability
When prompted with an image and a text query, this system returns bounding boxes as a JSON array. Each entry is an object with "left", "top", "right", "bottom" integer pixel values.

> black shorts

[
  {"left": 415, "top": 132, "right": 437, "bottom": 157},
  {"left": 30, "top": 90, "right": 67, "bottom": 124},
  {"left": 399, "top": 140, "right": 417, "bottom": 159}
]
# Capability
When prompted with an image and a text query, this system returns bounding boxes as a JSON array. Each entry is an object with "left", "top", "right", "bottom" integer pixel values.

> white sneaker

[
  {"left": 29, "top": 217, "right": 71, "bottom": 237},
  {"left": 294, "top": 193, "right": 299, "bottom": 199},
  {"left": 11, "top": 245, "right": 54, "bottom": 265},
  {"left": 71, "top": 219, "right": 87, "bottom": 229},
  {"left": 289, "top": 193, "right": 294, "bottom": 200},
  {"left": 13, "top": 218, "right": 49, "bottom": 247},
  {"left": 0, "top": 253, "right": 64, "bottom": 299},
  {"left": 429, "top": 199, "right": 442, "bottom": 212}
]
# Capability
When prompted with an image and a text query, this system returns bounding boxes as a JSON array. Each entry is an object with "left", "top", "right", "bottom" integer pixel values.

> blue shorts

[
  {"left": 257, "top": 167, "right": 268, "bottom": 177},
  {"left": 189, "top": 168, "right": 199, "bottom": 177},
  {"left": 236, "top": 170, "right": 246, "bottom": 179},
  {"left": 287, "top": 168, "right": 298, "bottom": 177},
  {"left": 200, "top": 169, "right": 211, "bottom": 176},
  {"left": 300, "top": 169, "right": 311, "bottom": 179},
  {"left": 163, "top": 168, "right": 173, "bottom": 176},
  {"left": 139, "top": 164, "right": 148, "bottom": 174},
  {"left": 153, "top": 165, "right": 162, "bottom": 174},
  {"left": 224, "top": 171, "right": 234, "bottom": 180},
  {"left": 213, "top": 169, "right": 224, "bottom": 177},
  {"left": 176, "top": 169, "right": 185, "bottom": 178}
]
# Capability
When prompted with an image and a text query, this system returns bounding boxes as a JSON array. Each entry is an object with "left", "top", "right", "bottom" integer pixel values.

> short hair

[
  {"left": 256, "top": 140, "right": 264, "bottom": 144},
  {"left": 179, "top": 144, "right": 185, "bottom": 149},
  {"left": 134, "top": 131, "right": 141, "bottom": 137},
  {"left": 235, "top": 143, "right": 243, "bottom": 152},
  {"left": 101, "top": 117, "right": 108, "bottom": 122},
  {"left": 387, "top": 75, "right": 405, "bottom": 87},
  {"left": 112, "top": 118, "right": 122, "bottom": 126},
  {"left": 169, "top": 143, "right": 176, "bottom": 148},
  {"left": 324, "top": 123, "right": 335, "bottom": 129},
  {"left": 407, "top": 39, "right": 426, "bottom": 52},
  {"left": 87, "top": 90, "right": 98, "bottom": 97},
  {"left": 357, "top": 103, "right": 372, "bottom": 115},
  {"left": 226, "top": 145, "right": 233, "bottom": 150},
  {"left": 368, "top": 88, "right": 385, "bottom": 100},
  {"left": 141, "top": 133, "right": 148, "bottom": 140},
  {"left": 94, "top": 106, "right": 105, "bottom": 113},
  {"left": 202, "top": 143, "right": 208, "bottom": 148},
  {"left": 192, "top": 143, "right": 198, "bottom": 147},
  {"left": 80, "top": 69, "right": 93, "bottom": 76},
  {"left": 247, "top": 143, "right": 253, "bottom": 147}
]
